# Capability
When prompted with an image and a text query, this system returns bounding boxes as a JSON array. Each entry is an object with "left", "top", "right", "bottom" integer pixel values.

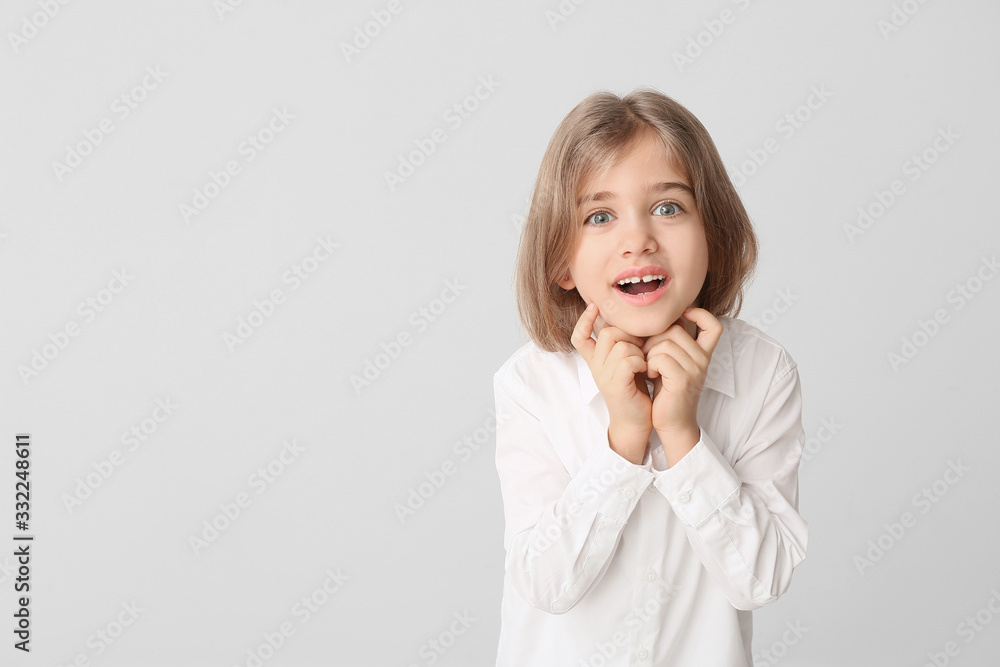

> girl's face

[{"left": 557, "top": 132, "right": 709, "bottom": 341}]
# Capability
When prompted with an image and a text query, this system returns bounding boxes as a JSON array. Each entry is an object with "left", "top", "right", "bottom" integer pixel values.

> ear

[{"left": 556, "top": 273, "right": 576, "bottom": 291}]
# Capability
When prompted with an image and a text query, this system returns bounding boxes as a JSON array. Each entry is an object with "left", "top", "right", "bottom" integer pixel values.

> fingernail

[{"left": 585, "top": 303, "right": 594, "bottom": 312}]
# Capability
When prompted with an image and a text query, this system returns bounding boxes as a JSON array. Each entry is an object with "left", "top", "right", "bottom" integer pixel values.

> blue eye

[
  {"left": 584, "top": 211, "right": 613, "bottom": 226},
  {"left": 583, "top": 201, "right": 683, "bottom": 227},
  {"left": 655, "top": 202, "right": 682, "bottom": 217}
]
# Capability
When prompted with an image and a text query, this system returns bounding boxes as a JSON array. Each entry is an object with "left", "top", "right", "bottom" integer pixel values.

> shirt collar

[{"left": 575, "top": 316, "right": 736, "bottom": 404}]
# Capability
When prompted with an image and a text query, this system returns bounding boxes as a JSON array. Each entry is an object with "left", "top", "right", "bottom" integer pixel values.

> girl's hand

[
  {"left": 641, "top": 308, "right": 723, "bottom": 436},
  {"left": 571, "top": 304, "right": 652, "bottom": 457}
]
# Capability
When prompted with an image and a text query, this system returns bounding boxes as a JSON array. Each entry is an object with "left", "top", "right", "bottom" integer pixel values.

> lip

[{"left": 614, "top": 275, "right": 670, "bottom": 305}]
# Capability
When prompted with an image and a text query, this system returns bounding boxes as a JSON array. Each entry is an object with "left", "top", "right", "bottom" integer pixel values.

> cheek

[
  {"left": 675, "top": 229, "right": 709, "bottom": 266},
  {"left": 569, "top": 248, "right": 603, "bottom": 289}
]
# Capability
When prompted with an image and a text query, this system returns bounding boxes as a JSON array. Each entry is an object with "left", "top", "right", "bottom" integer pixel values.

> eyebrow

[{"left": 577, "top": 181, "right": 695, "bottom": 207}]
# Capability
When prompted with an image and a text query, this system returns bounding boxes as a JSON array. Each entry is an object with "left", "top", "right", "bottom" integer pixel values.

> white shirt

[{"left": 493, "top": 315, "right": 809, "bottom": 666}]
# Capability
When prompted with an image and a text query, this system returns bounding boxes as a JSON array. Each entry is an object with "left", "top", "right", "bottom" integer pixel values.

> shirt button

[
  {"left": 644, "top": 568, "right": 657, "bottom": 581},
  {"left": 620, "top": 487, "right": 636, "bottom": 499},
  {"left": 636, "top": 648, "right": 649, "bottom": 660},
  {"left": 678, "top": 491, "right": 691, "bottom": 504}
]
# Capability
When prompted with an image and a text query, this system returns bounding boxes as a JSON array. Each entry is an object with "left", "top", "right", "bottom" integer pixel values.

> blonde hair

[{"left": 513, "top": 87, "right": 758, "bottom": 354}]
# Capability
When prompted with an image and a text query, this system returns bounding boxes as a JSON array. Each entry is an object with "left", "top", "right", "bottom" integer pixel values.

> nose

[{"left": 617, "top": 209, "right": 657, "bottom": 255}]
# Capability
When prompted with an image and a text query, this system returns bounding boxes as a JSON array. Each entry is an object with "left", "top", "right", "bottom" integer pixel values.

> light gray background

[{"left": 2, "top": 1, "right": 999, "bottom": 665}]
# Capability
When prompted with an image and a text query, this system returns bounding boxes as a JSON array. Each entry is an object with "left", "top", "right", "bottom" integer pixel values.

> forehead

[
  {"left": 576, "top": 136, "right": 691, "bottom": 206},
  {"left": 584, "top": 131, "right": 685, "bottom": 179}
]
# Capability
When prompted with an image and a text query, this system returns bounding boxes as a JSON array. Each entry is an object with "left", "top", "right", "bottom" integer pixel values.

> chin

[{"left": 611, "top": 317, "right": 674, "bottom": 338}]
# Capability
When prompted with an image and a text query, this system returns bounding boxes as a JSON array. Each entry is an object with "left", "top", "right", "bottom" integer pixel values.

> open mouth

[{"left": 614, "top": 276, "right": 666, "bottom": 296}]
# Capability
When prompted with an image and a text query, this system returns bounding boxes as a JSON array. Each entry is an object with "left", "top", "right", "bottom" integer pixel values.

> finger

[
  {"left": 602, "top": 340, "right": 645, "bottom": 385},
  {"left": 594, "top": 324, "right": 645, "bottom": 368},
  {"left": 650, "top": 341, "right": 701, "bottom": 381},
  {"left": 647, "top": 352, "right": 684, "bottom": 386},
  {"left": 646, "top": 331, "right": 705, "bottom": 370},
  {"left": 570, "top": 303, "right": 599, "bottom": 363},
  {"left": 682, "top": 308, "right": 723, "bottom": 355},
  {"left": 613, "top": 355, "right": 647, "bottom": 392},
  {"left": 640, "top": 317, "right": 687, "bottom": 356},
  {"left": 605, "top": 340, "right": 644, "bottom": 365},
  {"left": 598, "top": 319, "right": 645, "bottom": 349}
]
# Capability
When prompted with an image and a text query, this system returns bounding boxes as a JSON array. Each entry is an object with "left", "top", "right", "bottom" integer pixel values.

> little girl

[{"left": 494, "top": 88, "right": 809, "bottom": 666}]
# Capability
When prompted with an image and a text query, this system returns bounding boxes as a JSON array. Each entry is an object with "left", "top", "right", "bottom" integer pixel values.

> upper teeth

[{"left": 617, "top": 274, "right": 664, "bottom": 286}]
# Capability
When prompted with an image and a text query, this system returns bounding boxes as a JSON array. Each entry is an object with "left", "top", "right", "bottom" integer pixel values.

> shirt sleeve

[
  {"left": 652, "top": 361, "right": 809, "bottom": 611},
  {"left": 494, "top": 366, "right": 655, "bottom": 615}
]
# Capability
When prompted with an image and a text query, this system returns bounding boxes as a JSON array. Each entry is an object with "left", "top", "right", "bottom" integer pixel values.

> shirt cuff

[
  {"left": 568, "top": 442, "right": 655, "bottom": 526},
  {"left": 652, "top": 427, "right": 741, "bottom": 528}
]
